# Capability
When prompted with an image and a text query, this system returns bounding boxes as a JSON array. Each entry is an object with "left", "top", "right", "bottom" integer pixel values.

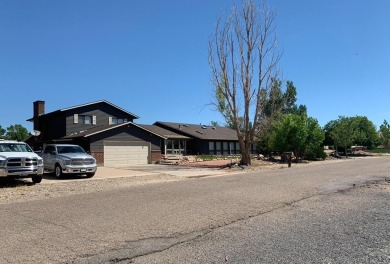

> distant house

[{"left": 26, "top": 100, "right": 245, "bottom": 166}]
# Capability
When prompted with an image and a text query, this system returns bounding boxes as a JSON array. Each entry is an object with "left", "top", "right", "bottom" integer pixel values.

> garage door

[{"left": 104, "top": 143, "right": 149, "bottom": 167}]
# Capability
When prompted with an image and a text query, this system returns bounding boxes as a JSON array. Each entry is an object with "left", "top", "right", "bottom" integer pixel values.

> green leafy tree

[
  {"left": 269, "top": 114, "right": 307, "bottom": 159},
  {"left": 323, "top": 120, "right": 337, "bottom": 147},
  {"left": 331, "top": 116, "right": 355, "bottom": 157},
  {"left": 264, "top": 78, "right": 284, "bottom": 118},
  {"left": 264, "top": 80, "right": 306, "bottom": 117},
  {"left": 326, "top": 116, "right": 378, "bottom": 155},
  {"left": 257, "top": 80, "right": 306, "bottom": 155},
  {"left": 304, "top": 117, "right": 326, "bottom": 160},
  {"left": 210, "top": 121, "right": 220, "bottom": 127},
  {"left": 0, "top": 125, "right": 5, "bottom": 138},
  {"left": 282, "top": 81, "right": 297, "bottom": 112},
  {"left": 5, "top": 124, "right": 29, "bottom": 141},
  {"left": 281, "top": 81, "right": 307, "bottom": 115},
  {"left": 351, "top": 116, "right": 378, "bottom": 149},
  {"left": 379, "top": 120, "right": 390, "bottom": 148},
  {"left": 268, "top": 114, "right": 325, "bottom": 160},
  {"left": 209, "top": 0, "right": 281, "bottom": 165}
]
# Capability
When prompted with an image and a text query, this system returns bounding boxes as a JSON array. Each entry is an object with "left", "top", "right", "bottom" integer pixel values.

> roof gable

[
  {"left": 27, "top": 100, "right": 139, "bottom": 121},
  {"left": 63, "top": 122, "right": 167, "bottom": 139}
]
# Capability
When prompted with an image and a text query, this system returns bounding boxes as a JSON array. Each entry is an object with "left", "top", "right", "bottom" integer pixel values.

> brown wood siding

[{"left": 65, "top": 102, "right": 136, "bottom": 136}]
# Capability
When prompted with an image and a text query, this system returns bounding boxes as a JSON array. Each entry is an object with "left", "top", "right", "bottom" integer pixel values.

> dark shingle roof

[
  {"left": 137, "top": 125, "right": 190, "bottom": 139},
  {"left": 27, "top": 100, "right": 139, "bottom": 121},
  {"left": 154, "top": 121, "right": 238, "bottom": 141},
  {"left": 63, "top": 122, "right": 167, "bottom": 139}
]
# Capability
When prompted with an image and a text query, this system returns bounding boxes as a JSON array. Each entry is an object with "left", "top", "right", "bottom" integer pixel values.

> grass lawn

[{"left": 366, "top": 148, "right": 390, "bottom": 154}]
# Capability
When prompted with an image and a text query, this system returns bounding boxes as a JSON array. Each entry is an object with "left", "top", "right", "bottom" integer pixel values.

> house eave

[
  {"left": 28, "top": 100, "right": 140, "bottom": 121},
  {"left": 63, "top": 122, "right": 167, "bottom": 140}
]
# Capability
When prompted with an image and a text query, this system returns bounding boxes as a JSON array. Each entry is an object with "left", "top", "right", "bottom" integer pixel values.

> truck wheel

[
  {"left": 32, "top": 176, "right": 42, "bottom": 184},
  {"left": 55, "top": 164, "right": 63, "bottom": 179},
  {"left": 86, "top": 172, "right": 95, "bottom": 178}
]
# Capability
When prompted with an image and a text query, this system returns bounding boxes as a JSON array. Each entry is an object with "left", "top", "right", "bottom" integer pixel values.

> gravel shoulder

[{"left": 0, "top": 155, "right": 386, "bottom": 205}]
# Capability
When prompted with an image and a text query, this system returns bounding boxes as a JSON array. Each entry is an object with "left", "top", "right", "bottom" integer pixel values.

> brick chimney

[{"left": 33, "top": 100, "right": 45, "bottom": 130}]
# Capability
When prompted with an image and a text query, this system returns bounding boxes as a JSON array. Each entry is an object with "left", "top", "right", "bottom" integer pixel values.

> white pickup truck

[
  {"left": 40, "top": 144, "right": 97, "bottom": 178},
  {"left": 0, "top": 140, "right": 44, "bottom": 183}
]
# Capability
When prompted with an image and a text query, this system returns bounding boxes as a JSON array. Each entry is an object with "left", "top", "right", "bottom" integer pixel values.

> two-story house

[
  {"left": 26, "top": 100, "right": 187, "bottom": 166},
  {"left": 26, "top": 100, "right": 245, "bottom": 167}
]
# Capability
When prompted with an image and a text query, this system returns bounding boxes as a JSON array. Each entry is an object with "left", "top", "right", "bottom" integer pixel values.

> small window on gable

[
  {"left": 112, "top": 117, "right": 125, "bottom": 124},
  {"left": 79, "top": 115, "right": 93, "bottom": 125}
]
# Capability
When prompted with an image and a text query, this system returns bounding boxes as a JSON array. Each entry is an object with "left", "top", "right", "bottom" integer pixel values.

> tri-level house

[
  {"left": 26, "top": 100, "right": 244, "bottom": 166},
  {"left": 26, "top": 100, "right": 182, "bottom": 166}
]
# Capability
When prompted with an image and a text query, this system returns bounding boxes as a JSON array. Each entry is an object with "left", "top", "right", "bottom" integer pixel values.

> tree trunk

[
  {"left": 293, "top": 149, "right": 299, "bottom": 162},
  {"left": 209, "top": 1, "right": 281, "bottom": 168},
  {"left": 240, "top": 148, "right": 252, "bottom": 165}
]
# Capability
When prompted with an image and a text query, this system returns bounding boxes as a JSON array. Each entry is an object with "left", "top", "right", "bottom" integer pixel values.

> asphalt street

[
  {"left": 132, "top": 180, "right": 390, "bottom": 264},
  {"left": 0, "top": 157, "right": 389, "bottom": 263}
]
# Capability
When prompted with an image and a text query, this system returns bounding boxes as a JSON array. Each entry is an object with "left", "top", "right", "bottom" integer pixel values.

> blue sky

[{"left": 1, "top": 0, "right": 389, "bottom": 131}]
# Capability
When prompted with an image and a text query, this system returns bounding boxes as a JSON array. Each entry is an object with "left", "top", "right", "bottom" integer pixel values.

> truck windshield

[
  {"left": 0, "top": 143, "right": 33, "bottom": 152},
  {"left": 57, "top": 146, "right": 86, "bottom": 154}
]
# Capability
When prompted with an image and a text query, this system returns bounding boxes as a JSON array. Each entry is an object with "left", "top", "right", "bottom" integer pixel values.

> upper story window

[
  {"left": 109, "top": 117, "right": 127, "bottom": 125},
  {"left": 112, "top": 117, "right": 124, "bottom": 124},
  {"left": 80, "top": 115, "right": 92, "bottom": 124},
  {"left": 73, "top": 114, "right": 96, "bottom": 125}
]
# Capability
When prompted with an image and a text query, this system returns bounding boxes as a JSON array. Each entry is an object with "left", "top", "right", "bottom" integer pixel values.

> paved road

[
  {"left": 1, "top": 157, "right": 389, "bottom": 263},
  {"left": 133, "top": 177, "right": 390, "bottom": 264}
]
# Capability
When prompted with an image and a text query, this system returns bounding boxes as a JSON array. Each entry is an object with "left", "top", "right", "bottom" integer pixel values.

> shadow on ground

[
  {"left": 0, "top": 178, "right": 35, "bottom": 188},
  {"left": 0, "top": 173, "right": 92, "bottom": 187}
]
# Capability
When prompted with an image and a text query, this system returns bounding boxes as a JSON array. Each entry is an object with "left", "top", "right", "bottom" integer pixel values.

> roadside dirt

[
  {"left": 179, "top": 155, "right": 373, "bottom": 171},
  {"left": 0, "top": 155, "right": 385, "bottom": 205}
]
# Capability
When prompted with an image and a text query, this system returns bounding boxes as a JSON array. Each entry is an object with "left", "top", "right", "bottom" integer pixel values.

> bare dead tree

[{"left": 209, "top": 0, "right": 281, "bottom": 165}]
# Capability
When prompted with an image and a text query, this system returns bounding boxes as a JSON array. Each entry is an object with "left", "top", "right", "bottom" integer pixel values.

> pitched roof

[
  {"left": 154, "top": 121, "right": 238, "bottom": 141},
  {"left": 63, "top": 122, "right": 166, "bottom": 139},
  {"left": 138, "top": 125, "right": 190, "bottom": 139},
  {"left": 27, "top": 100, "right": 139, "bottom": 121}
]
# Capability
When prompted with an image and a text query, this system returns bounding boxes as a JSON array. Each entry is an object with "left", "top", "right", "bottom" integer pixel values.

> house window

[
  {"left": 223, "top": 142, "right": 229, "bottom": 155},
  {"left": 112, "top": 118, "right": 123, "bottom": 124},
  {"left": 166, "top": 139, "right": 186, "bottom": 155},
  {"left": 230, "top": 142, "right": 235, "bottom": 154},
  {"left": 209, "top": 141, "right": 215, "bottom": 155},
  {"left": 110, "top": 117, "right": 127, "bottom": 124},
  {"left": 79, "top": 115, "right": 93, "bottom": 125},
  {"left": 216, "top": 142, "right": 221, "bottom": 155}
]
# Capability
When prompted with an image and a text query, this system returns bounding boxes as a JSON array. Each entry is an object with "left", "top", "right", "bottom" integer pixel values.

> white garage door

[{"left": 104, "top": 144, "right": 149, "bottom": 167}]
